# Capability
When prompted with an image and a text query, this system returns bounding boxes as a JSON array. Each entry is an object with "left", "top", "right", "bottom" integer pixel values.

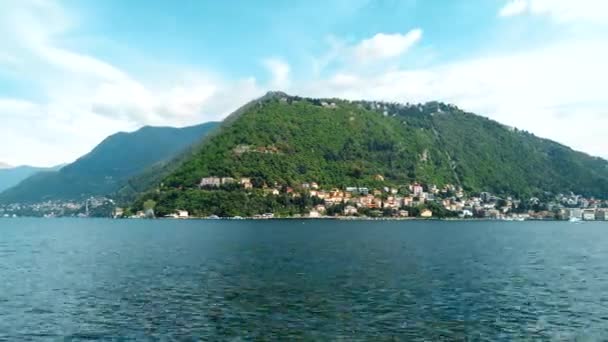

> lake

[{"left": 1, "top": 218, "right": 607, "bottom": 340}]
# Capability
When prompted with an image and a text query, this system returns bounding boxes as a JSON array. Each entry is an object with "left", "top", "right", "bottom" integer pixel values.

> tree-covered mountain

[
  {"left": 0, "top": 122, "right": 219, "bottom": 203},
  {"left": 135, "top": 92, "right": 608, "bottom": 216},
  {"left": 0, "top": 164, "right": 64, "bottom": 193}
]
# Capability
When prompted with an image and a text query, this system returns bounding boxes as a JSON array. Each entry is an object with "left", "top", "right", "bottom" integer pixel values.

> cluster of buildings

[
  {"left": 304, "top": 183, "right": 441, "bottom": 218},
  {"left": 563, "top": 208, "right": 608, "bottom": 221},
  {"left": 194, "top": 175, "right": 608, "bottom": 220},
  {"left": 0, "top": 197, "right": 115, "bottom": 218},
  {"left": 3, "top": 173, "right": 607, "bottom": 220},
  {"left": 200, "top": 177, "right": 253, "bottom": 189}
]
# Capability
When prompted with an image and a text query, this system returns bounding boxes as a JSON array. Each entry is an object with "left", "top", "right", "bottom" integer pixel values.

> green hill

[
  {"left": 0, "top": 122, "right": 219, "bottom": 203},
  {"left": 133, "top": 92, "right": 608, "bottom": 216}
]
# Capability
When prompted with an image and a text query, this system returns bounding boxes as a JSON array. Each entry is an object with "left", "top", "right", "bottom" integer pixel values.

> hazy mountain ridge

[
  {"left": 0, "top": 164, "right": 64, "bottom": 193},
  {"left": 0, "top": 122, "right": 220, "bottom": 203}
]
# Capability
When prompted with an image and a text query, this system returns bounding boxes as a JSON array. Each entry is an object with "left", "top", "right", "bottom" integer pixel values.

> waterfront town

[
  {"left": 0, "top": 197, "right": 116, "bottom": 219},
  {"left": 4, "top": 174, "right": 606, "bottom": 221},
  {"left": 187, "top": 176, "right": 608, "bottom": 221}
]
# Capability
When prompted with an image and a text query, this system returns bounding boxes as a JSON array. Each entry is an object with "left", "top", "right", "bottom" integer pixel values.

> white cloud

[
  {"left": 1, "top": 0, "right": 607, "bottom": 168},
  {"left": 498, "top": 0, "right": 608, "bottom": 23},
  {"left": 262, "top": 58, "right": 290, "bottom": 90},
  {"left": 0, "top": 98, "right": 129, "bottom": 167},
  {"left": 354, "top": 29, "right": 422, "bottom": 63},
  {"left": 310, "top": 28, "right": 423, "bottom": 77},
  {"left": 499, "top": 0, "right": 528, "bottom": 17},
  {"left": 297, "top": 39, "right": 608, "bottom": 159},
  {"left": 0, "top": 0, "right": 271, "bottom": 166}
]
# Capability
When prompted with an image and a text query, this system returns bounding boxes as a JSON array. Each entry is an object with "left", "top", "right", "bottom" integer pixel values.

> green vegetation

[
  {"left": 164, "top": 96, "right": 454, "bottom": 190},
  {"left": 134, "top": 93, "right": 608, "bottom": 217}
]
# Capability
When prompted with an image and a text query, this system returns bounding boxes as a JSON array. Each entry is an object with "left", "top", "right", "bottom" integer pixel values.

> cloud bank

[{"left": 1, "top": 0, "right": 607, "bottom": 166}]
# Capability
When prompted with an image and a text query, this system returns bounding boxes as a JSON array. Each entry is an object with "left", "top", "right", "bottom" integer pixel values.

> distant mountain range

[
  {"left": 0, "top": 122, "right": 219, "bottom": 203},
  {"left": 0, "top": 164, "right": 64, "bottom": 193},
  {"left": 131, "top": 92, "right": 608, "bottom": 217}
]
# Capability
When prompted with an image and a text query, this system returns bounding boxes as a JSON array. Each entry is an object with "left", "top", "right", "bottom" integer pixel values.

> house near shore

[
  {"left": 596, "top": 209, "right": 608, "bottom": 221},
  {"left": 582, "top": 209, "right": 596, "bottom": 221},
  {"left": 344, "top": 205, "right": 358, "bottom": 215},
  {"left": 113, "top": 207, "right": 124, "bottom": 218},
  {"left": 308, "top": 210, "right": 321, "bottom": 218},
  {"left": 397, "top": 210, "right": 409, "bottom": 217},
  {"left": 568, "top": 208, "right": 583, "bottom": 219},
  {"left": 177, "top": 210, "right": 189, "bottom": 219},
  {"left": 314, "top": 204, "right": 326, "bottom": 213},
  {"left": 420, "top": 209, "right": 433, "bottom": 218}
]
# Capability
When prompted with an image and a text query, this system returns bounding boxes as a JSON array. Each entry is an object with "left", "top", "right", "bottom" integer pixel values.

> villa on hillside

[
  {"left": 240, "top": 177, "right": 253, "bottom": 189},
  {"left": 200, "top": 177, "right": 221, "bottom": 187}
]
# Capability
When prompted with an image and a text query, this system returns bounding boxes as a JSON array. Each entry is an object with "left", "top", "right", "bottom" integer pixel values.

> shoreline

[
  {"left": 2, "top": 215, "right": 599, "bottom": 222},
  {"left": 0, "top": 216, "right": 599, "bottom": 222},
  {"left": 124, "top": 216, "right": 567, "bottom": 222}
]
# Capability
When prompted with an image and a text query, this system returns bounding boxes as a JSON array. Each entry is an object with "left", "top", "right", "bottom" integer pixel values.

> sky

[{"left": 0, "top": 0, "right": 607, "bottom": 167}]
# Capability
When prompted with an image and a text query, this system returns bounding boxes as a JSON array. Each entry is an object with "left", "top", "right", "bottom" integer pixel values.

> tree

[{"left": 143, "top": 199, "right": 157, "bottom": 211}]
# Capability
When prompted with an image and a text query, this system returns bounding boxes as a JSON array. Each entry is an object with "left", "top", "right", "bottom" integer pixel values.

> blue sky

[{"left": 0, "top": 0, "right": 607, "bottom": 166}]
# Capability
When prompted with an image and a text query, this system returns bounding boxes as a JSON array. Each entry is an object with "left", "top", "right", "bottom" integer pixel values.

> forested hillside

[{"left": 134, "top": 92, "right": 608, "bottom": 216}]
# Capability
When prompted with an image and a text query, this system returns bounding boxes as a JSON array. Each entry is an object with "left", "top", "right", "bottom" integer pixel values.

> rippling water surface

[{"left": 1, "top": 218, "right": 607, "bottom": 340}]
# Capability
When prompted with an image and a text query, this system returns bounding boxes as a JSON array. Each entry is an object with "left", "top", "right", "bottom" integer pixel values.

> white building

[
  {"left": 344, "top": 205, "right": 358, "bottom": 215},
  {"left": 200, "top": 177, "right": 221, "bottom": 187},
  {"left": 568, "top": 208, "right": 583, "bottom": 219},
  {"left": 240, "top": 178, "right": 253, "bottom": 189},
  {"left": 460, "top": 209, "right": 473, "bottom": 218},
  {"left": 410, "top": 183, "right": 424, "bottom": 196},
  {"left": 308, "top": 210, "right": 321, "bottom": 218},
  {"left": 221, "top": 177, "right": 235, "bottom": 185},
  {"left": 582, "top": 209, "right": 596, "bottom": 221}
]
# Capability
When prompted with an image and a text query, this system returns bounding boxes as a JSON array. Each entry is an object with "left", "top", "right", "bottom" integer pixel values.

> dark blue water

[{"left": 1, "top": 219, "right": 607, "bottom": 340}]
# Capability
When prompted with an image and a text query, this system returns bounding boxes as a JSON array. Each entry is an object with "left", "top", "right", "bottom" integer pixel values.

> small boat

[{"left": 569, "top": 217, "right": 582, "bottom": 223}]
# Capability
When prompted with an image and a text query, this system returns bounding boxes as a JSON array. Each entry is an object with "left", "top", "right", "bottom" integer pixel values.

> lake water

[{"left": 1, "top": 218, "right": 607, "bottom": 340}]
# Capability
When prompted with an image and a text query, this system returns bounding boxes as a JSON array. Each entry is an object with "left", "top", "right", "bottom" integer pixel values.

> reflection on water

[{"left": 1, "top": 218, "right": 607, "bottom": 340}]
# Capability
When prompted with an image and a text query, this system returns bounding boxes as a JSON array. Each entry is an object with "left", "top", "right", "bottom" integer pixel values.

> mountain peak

[
  {"left": 263, "top": 90, "right": 289, "bottom": 99},
  {"left": 0, "top": 162, "right": 13, "bottom": 169}
]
